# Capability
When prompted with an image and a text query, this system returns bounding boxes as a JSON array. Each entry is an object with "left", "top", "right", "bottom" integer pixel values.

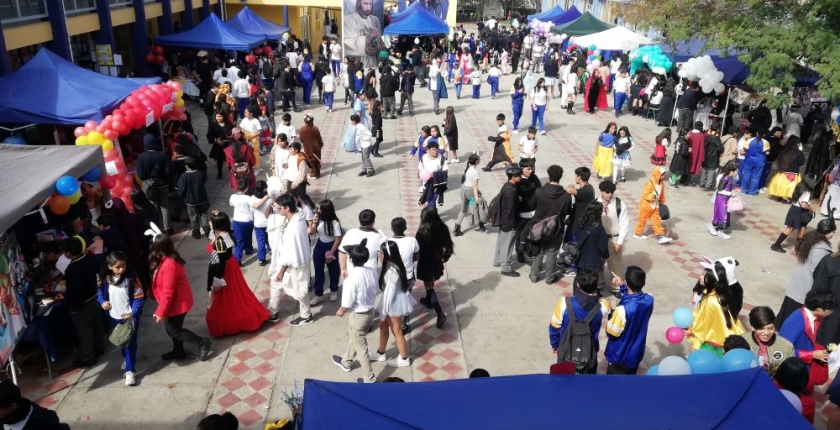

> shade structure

[
  {"left": 660, "top": 38, "right": 740, "bottom": 63},
  {"left": 574, "top": 26, "right": 654, "bottom": 51},
  {"left": 155, "top": 13, "right": 266, "bottom": 51},
  {"left": 0, "top": 49, "right": 161, "bottom": 125},
  {"left": 550, "top": 11, "right": 612, "bottom": 36},
  {"left": 383, "top": 4, "right": 449, "bottom": 36},
  {"left": 226, "top": 6, "right": 289, "bottom": 40},
  {"left": 301, "top": 369, "right": 812, "bottom": 430},
  {"left": 548, "top": 5, "right": 582, "bottom": 26},
  {"left": 527, "top": 5, "right": 564, "bottom": 21},
  {"left": 0, "top": 144, "right": 103, "bottom": 233},
  {"left": 390, "top": 1, "right": 420, "bottom": 24}
]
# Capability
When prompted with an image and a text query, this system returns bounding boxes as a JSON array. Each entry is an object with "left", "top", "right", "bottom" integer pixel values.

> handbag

[
  {"left": 800, "top": 209, "right": 815, "bottom": 226},
  {"left": 727, "top": 196, "right": 745, "bottom": 212},
  {"left": 109, "top": 318, "right": 135, "bottom": 348},
  {"left": 659, "top": 203, "right": 671, "bottom": 221}
]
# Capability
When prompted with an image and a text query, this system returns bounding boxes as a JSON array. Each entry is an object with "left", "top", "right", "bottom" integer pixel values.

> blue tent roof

[
  {"left": 226, "top": 6, "right": 289, "bottom": 40},
  {"left": 527, "top": 5, "right": 564, "bottom": 21},
  {"left": 155, "top": 13, "right": 265, "bottom": 51},
  {"left": 549, "top": 5, "right": 582, "bottom": 26},
  {"left": 390, "top": 1, "right": 420, "bottom": 24},
  {"left": 302, "top": 369, "right": 812, "bottom": 429},
  {"left": 384, "top": 4, "right": 449, "bottom": 36},
  {"left": 0, "top": 49, "right": 161, "bottom": 125},
  {"left": 660, "top": 38, "right": 740, "bottom": 63}
]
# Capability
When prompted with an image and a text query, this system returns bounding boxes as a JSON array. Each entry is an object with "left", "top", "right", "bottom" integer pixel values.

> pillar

[
  {"left": 43, "top": 0, "right": 72, "bottom": 61},
  {"left": 213, "top": 0, "right": 222, "bottom": 17},
  {"left": 182, "top": 0, "right": 194, "bottom": 29},
  {"left": 130, "top": 0, "right": 151, "bottom": 76},
  {"left": 200, "top": 0, "right": 210, "bottom": 19},
  {"left": 93, "top": 0, "right": 116, "bottom": 52},
  {"left": 158, "top": 0, "right": 174, "bottom": 35},
  {"left": 283, "top": 5, "right": 289, "bottom": 27},
  {"left": 0, "top": 20, "right": 10, "bottom": 77}
]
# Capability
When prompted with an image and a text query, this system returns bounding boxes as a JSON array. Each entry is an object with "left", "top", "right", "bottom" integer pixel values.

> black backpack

[
  {"left": 487, "top": 194, "right": 503, "bottom": 227},
  {"left": 262, "top": 60, "right": 273, "bottom": 79},
  {"left": 556, "top": 297, "right": 600, "bottom": 374}
]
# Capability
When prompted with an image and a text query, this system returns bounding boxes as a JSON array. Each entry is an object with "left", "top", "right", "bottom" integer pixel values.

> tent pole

[
  {"left": 671, "top": 91, "right": 680, "bottom": 128},
  {"left": 722, "top": 87, "right": 732, "bottom": 129}
]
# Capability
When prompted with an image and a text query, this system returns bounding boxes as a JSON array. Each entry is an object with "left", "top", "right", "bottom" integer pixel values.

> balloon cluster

[
  {"left": 678, "top": 55, "right": 725, "bottom": 93},
  {"left": 145, "top": 46, "right": 165, "bottom": 66},
  {"left": 584, "top": 45, "right": 603, "bottom": 74},
  {"left": 72, "top": 80, "right": 186, "bottom": 212},
  {"left": 527, "top": 19, "right": 553, "bottom": 39},
  {"left": 628, "top": 45, "right": 673, "bottom": 75}
]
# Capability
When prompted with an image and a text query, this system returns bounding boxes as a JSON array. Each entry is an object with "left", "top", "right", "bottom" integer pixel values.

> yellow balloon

[
  {"left": 101, "top": 139, "right": 114, "bottom": 152},
  {"left": 66, "top": 190, "right": 81, "bottom": 204},
  {"left": 176, "top": 90, "right": 184, "bottom": 98},
  {"left": 88, "top": 131, "right": 103, "bottom": 144},
  {"left": 75, "top": 136, "right": 88, "bottom": 145},
  {"left": 174, "top": 98, "right": 184, "bottom": 108}
]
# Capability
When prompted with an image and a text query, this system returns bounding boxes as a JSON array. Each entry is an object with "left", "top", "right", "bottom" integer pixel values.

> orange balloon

[{"left": 48, "top": 196, "right": 70, "bottom": 215}]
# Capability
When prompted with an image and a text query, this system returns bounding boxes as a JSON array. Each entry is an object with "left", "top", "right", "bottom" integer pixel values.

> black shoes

[
  {"left": 436, "top": 315, "right": 447, "bottom": 328},
  {"left": 501, "top": 271, "right": 520, "bottom": 277},
  {"left": 453, "top": 225, "right": 463, "bottom": 237},
  {"left": 771, "top": 244, "right": 786, "bottom": 253},
  {"left": 481, "top": 167, "right": 492, "bottom": 172},
  {"left": 198, "top": 338, "right": 213, "bottom": 361},
  {"left": 373, "top": 153, "right": 384, "bottom": 158}
]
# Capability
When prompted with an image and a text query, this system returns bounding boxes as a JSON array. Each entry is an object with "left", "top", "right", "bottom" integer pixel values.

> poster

[
  {"left": 0, "top": 232, "right": 29, "bottom": 367},
  {"left": 343, "top": 0, "right": 385, "bottom": 68},
  {"left": 396, "top": 0, "right": 449, "bottom": 21}
]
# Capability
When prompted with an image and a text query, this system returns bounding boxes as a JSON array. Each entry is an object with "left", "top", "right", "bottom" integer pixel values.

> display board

[
  {"left": 343, "top": 0, "right": 385, "bottom": 68},
  {"left": 0, "top": 232, "right": 28, "bottom": 368}
]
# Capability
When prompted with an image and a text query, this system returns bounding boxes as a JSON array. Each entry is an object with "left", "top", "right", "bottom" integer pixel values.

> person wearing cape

[{"left": 584, "top": 69, "right": 608, "bottom": 113}]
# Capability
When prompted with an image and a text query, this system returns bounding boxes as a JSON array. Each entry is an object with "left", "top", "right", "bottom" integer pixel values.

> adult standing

[
  {"left": 207, "top": 112, "right": 233, "bottom": 180},
  {"left": 494, "top": 167, "right": 522, "bottom": 277},
  {"left": 415, "top": 208, "right": 454, "bottom": 328},
  {"left": 267, "top": 194, "right": 314, "bottom": 326},
  {"left": 429, "top": 57, "right": 448, "bottom": 115},
  {"left": 149, "top": 233, "right": 212, "bottom": 361},
  {"left": 61, "top": 236, "right": 103, "bottom": 368},
  {"left": 279, "top": 63, "right": 300, "bottom": 113},
  {"left": 299, "top": 114, "right": 324, "bottom": 178},
  {"left": 777, "top": 220, "right": 835, "bottom": 326},
  {"left": 611, "top": 69, "right": 631, "bottom": 117},
  {"left": 299, "top": 59, "right": 315, "bottom": 105},
  {"left": 232, "top": 71, "right": 250, "bottom": 119},
  {"left": 686, "top": 121, "right": 707, "bottom": 185},
  {"left": 742, "top": 129, "right": 771, "bottom": 196},
  {"left": 676, "top": 81, "right": 700, "bottom": 133},
  {"left": 380, "top": 67, "right": 399, "bottom": 119},
  {"left": 443, "top": 106, "right": 459, "bottom": 162},
  {"left": 137, "top": 134, "right": 173, "bottom": 234},
  {"left": 585, "top": 69, "right": 608, "bottom": 114},
  {"left": 397, "top": 66, "right": 416, "bottom": 117},
  {"left": 596, "top": 180, "right": 628, "bottom": 295},
  {"left": 530, "top": 165, "right": 573, "bottom": 284}
]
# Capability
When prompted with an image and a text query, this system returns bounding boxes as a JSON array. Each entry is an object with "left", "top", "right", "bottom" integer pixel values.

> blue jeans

[
  {"left": 472, "top": 85, "right": 480, "bottom": 98},
  {"left": 237, "top": 97, "right": 249, "bottom": 118},
  {"left": 312, "top": 239, "right": 340, "bottom": 296},
  {"left": 760, "top": 161, "right": 772, "bottom": 189},
  {"left": 742, "top": 163, "right": 763, "bottom": 195},
  {"left": 489, "top": 76, "right": 499, "bottom": 96},
  {"left": 454, "top": 83, "right": 462, "bottom": 98},
  {"left": 254, "top": 226, "right": 269, "bottom": 262},
  {"left": 302, "top": 81, "right": 313, "bottom": 104},
  {"left": 614, "top": 92, "right": 628, "bottom": 114},
  {"left": 531, "top": 105, "right": 545, "bottom": 131},
  {"left": 331, "top": 60, "right": 340, "bottom": 76},
  {"left": 512, "top": 101, "right": 524, "bottom": 129},
  {"left": 324, "top": 91, "right": 334, "bottom": 110},
  {"left": 232, "top": 220, "right": 254, "bottom": 263},
  {"left": 112, "top": 315, "right": 140, "bottom": 372}
]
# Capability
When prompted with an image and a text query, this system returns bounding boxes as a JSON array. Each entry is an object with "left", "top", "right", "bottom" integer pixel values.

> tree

[{"left": 617, "top": 0, "right": 840, "bottom": 103}]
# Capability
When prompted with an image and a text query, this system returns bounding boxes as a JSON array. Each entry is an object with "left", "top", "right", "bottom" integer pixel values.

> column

[
  {"left": 181, "top": 0, "right": 194, "bottom": 29},
  {"left": 0, "top": 20, "right": 10, "bottom": 77},
  {"left": 199, "top": 0, "right": 210, "bottom": 19},
  {"left": 93, "top": 0, "right": 116, "bottom": 52},
  {"left": 213, "top": 0, "right": 221, "bottom": 17},
  {"left": 283, "top": 5, "right": 289, "bottom": 27},
  {"left": 131, "top": 0, "right": 151, "bottom": 76},
  {"left": 158, "top": 0, "right": 174, "bottom": 35},
  {"left": 43, "top": 0, "right": 72, "bottom": 61}
]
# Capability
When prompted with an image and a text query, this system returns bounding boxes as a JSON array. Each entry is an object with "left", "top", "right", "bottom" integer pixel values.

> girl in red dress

[
  {"left": 205, "top": 210, "right": 269, "bottom": 337},
  {"left": 223, "top": 128, "right": 256, "bottom": 191},
  {"left": 651, "top": 128, "right": 671, "bottom": 166}
]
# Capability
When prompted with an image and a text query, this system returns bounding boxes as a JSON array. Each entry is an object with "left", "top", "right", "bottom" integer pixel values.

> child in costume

[
  {"left": 592, "top": 122, "right": 616, "bottom": 180},
  {"left": 687, "top": 260, "right": 745, "bottom": 357},
  {"left": 482, "top": 113, "right": 514, "bottom": 172},
  {"left": 633, "top": 166, "right": 673, "bottom": 245}
]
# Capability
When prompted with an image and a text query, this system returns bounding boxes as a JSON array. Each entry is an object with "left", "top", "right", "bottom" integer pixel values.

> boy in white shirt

[
  {"left": 232, "top": 72, "right": 250, "bottom": 119},
  {"left": 353, "top": 114, "right": 375, "bottom": 177},
  {"left": 275, "top": 113, "right": 298, "bottom": 145},
  {"left": 329, "top": 38, "right": 342, "bottom": 76},
  {"left": 518, "top": 127, "right": 539, "bottom": 170},
  {"left": 322, "top": 68, "right": 336, "bottom": 112},
  {"left": 470, "top": 69, "right": 482, "bottom": 99},
  {"left": 487, "top": 64, "right": 500, "bottom": 99},
  {"left": 228, "top": 179, "right": 255, "bottom": 264}
]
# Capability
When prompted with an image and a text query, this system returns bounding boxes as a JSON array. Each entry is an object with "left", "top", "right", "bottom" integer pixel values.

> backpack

[
  {"left": 556, "top": 297, "right": 600, "bottom": 374},
  {"left": 487, "top": 194, "right": 503, "bottom": 227},
  {"left": 528, "top": 215, "right": 559, "bottom": 243},
  {"left": 262, "top": 61, "right": 273, "bottom": 79},
  {"left": 614, "top": 197, "right": 623, "bottom": 219}
]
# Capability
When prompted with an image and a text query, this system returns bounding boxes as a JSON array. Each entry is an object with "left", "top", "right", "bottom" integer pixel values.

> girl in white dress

[{"left": 370, "top": 240, "right": 416, "bottom": 368}]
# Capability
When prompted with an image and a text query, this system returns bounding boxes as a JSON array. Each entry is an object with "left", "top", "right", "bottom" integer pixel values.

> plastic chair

[{"left": 646, "top": 106, "right": 660, "bottom": 121}]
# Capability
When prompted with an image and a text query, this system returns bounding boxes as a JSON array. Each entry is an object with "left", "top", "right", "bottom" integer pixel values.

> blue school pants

[
  {"left": 232, "top": 220, "right": 254, "bottom": 263},
  {"left": 472, "top": 85, "right": 480, "bottom": 99}
]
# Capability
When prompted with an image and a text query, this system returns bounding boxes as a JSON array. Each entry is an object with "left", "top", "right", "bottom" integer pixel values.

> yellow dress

[
  {"left": 766, "top": 172, "right": 800, "bottom": 199},
  {"left": 687, "top": 290, "right": 745, "bottom": 350},
  {"left": 592, "top": 145, "right": 614, "bottom": 178}
]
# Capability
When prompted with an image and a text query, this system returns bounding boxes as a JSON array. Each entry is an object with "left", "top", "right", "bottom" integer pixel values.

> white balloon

[
  {"left": 831, "top": 108, "right": 840, "bottom": 121},
  {"left": 586, "top": 64, "right": 595, "bottom": 73},
  {"left": 659, "top": 356, "right": 692, "bottom": 375},
  {"left": 678, "top": 69, "right": 687, "bottom": 78},
  {"left": 715, "top": 83, "right": 725, "bottom": 93},
  {"left": 779, "top": 390, "right": 803, "bottom": 413},
  {"left": 592, "top": 59, "right": 601, "bottom": 68},
  {"left": 561, "top": 33, "right": 568, "bottom": 40},
  {"left": 414, "top": 38, "right": 420, "bottom": 44}
]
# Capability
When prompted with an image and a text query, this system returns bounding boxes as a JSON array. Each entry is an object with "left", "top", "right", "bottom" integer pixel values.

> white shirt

[
  {"left": 419, "top": 154, "right": 448, "bottom": 172},
  {"left": 340, "top": 266, "right": 378, "bottom": 313},
  {"left": 107, "top": 277, "right": 132, "bottom": 319},
  {"left": 4, "top": 405, "right": 33, "bottom": 430},
  {"left": 597, "top": 196, "right": 629, "bottom": 245},
  {"left": 355, "top": 123, "right": 373, "bottom": 149},
  {"left": 286, "top": 52, "right": 299, "bottom": 68},
  {"left": 229, "top": 193, "right": 254, "bottom": 222},
  {"left": 531, "top": 44, "right": 544, "bottom": 58},
  {"left": 519, "top": 136, "right": 538, "bottom": 158},
  {"left": 273, "top": 146, "right": 289, "bottom": 179},
  {"left": 463, "top": 167, "right": 479, "bottom": 187},
  {"left": 239, "top": 117, "right": 262, "bottom": 134},
  {"left": 233, "top": 78, "right": 250, "bottom": 98},
  {"left": 794, "top": 191, "right": 811, "bottom": 208},
  {"left": 330, "top": 43, "right": 342, "bottom": 61},
  {"left": 390, "top": 236, "right": 420, "bottom": 276},
  {"left": 340, "top": 228, "right": 386, "bottom": 269},
  {"left": 531, "top": 88, "right": 547, "bottom": 106},
  {"left": 487, "top": 18, "right": 497, "bottom": 29},
  {"left": 316, "top": 220, "right": 342, "bottom": 243},
  {"left": 276, "top": 123, "right": 298, "bottom": 143},
  {"left": 612, "top": 75, "right": 631, "bottom": 93},
  {"left": 610, "top": 58, "right": 622, "bottom": 74},
  {"left": 488, "top": 67, "right": 500, "bottom": 77},
  {"left": 212, "top": 69, "right": 223, "bottom": 83},
  {"left": 228, "top": 66, "right": 241, "bottom": 80},
  {"left": 217, "top": 75, "right": 233, "bottom": 87},
  {"left": 322, "top": 75, "right": 336, "bottom": 93},
  {"left": 250, "top": 196, "right": 271, "bottom": 228},
  {"left": 470, "top": 70, "right": 481, "bottom": 85}
]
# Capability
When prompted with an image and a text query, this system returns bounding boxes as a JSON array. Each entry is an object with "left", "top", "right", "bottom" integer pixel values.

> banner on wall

[
  {"left": 343, "top": 0, "right": 385, "bottom": 68},
  {"left": 0, "top": 232, "right": 28, "bottom": 367},
  {"left": 396, "top": 0, "right": 449, "bottom": 20}
]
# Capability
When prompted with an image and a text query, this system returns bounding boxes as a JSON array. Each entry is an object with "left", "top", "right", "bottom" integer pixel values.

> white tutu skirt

[{"left": 377, "top": 281, "right": 417, "bottom": 317}]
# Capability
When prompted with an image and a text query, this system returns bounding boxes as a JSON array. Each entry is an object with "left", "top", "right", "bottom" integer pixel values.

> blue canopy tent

[
  {"left": 384, "top": 4, "right": 449, "bottom": 36},
  {"left": 660, "top": 38, "right": 739, "bottom": 63},
  {"left": 0, "top": 49, "right": 161, "bottom": 125},
  {"left": 155, "top": 13, "right": 266, "bottom": 51},
  {"left": 390, "top": 1, "right": 421, "bottom": 24},
  {"left": 301, "top": 369, "right": 812, "bottom": 429},
  {"left": 527, "top": 5, "right": 564, "bottom": 21},
  {"left": 550, "top": 5, "right": 582, "bottom": 26},
  {"left": 226, "top": 6, "right": 289, "bottom": 40}
]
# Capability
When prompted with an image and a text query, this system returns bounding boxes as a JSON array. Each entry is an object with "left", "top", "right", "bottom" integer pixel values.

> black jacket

[
  {"left": 64, "top": 253, "right": 99, "bottom": 312},
  {"left": 280, "top": 69, "right": 295, "bottom": 91},
  {"left": 400, "top": 72, "right": 416, "bottom": 94},
  {"left": 575, "top": 222, "right": 609, "bottom": 270},
  {"left": 533, "top": 184, "right": 573, "bottom": 224},
  {"left": 8, "top": 401, "right": 70, "bottom": 430},
  {"left": 499, "top": 181, "right": 519, "bottom": 232},
  {"left": 177, "top": 169, "right": 209, "bottom": 206},
  {"left": 380, "top": 73, "right": 398, "bottom": 98},
  {"left": 136, "top": 150, "right": 171, "bottom": 186},
  {"left": 702, "top": 135, "right": 724, "bottom": 169},
  {"left": 517, "top": 174, "right": 542, "bottom": 213},
  {"left": 814, "top": 255, "right": 840, "bottom": 345},
  {"left": 677, "top": 87, "right": 700, "bottom": 110}
]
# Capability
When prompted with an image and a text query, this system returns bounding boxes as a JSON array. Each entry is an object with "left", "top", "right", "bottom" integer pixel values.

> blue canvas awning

[
  {"left": 226, "top": 6, "right": 289, "bottom": 40},
  {"left": 390, "top": 1, "right": 420, "bottom": 24},
  {"left": 0, "top": 49, "right": 161, "bottom": 125},
  {"left": 384, "top": 4, "right": 449, "bottom": 36},
  {"left": 527, "top": 5, "right": 564, "bottom": 21},
  {"left": 302, "top": 369, "right": 812, "bottom": 429},
  {"left": 155, "top": 13, "right": 265, "bottom": 51},
  {"left": 550, "top": 5, "right": 582, "bottom": 26}
]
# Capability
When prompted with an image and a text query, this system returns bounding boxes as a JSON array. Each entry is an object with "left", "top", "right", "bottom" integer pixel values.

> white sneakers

[
  {"left": 125, "top": 371, "right": 136, "bottom": 386},
  {"left": 657, "top": 236, "right": 674, "bottom": 244},
  {"left": 310, "top": 295, "right": 325, "bottom": 306},
  {"left": 717, "top": 231, "right": 731, "bottom": 239},
  {"left": 511, "top": 129, "right": 519, "bottom": 134},
  {"left": 387, "top": 356, "right": 411, "bottom": 368},
  {"left": 369, "top": 350, "right": 387, "bottom": 362},
  {"left": 707, "top": 223, "right": 718, "bottom": 236},
  {"left": 633, "top": 234, "right": 648, "bottom": 240},
  {"left": 329, "top": 292, "right": 338, "bottom": 302}
]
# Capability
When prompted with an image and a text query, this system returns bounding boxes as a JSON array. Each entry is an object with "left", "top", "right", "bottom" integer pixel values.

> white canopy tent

[{"left": 574, "top": 26, "right": 654, "bottom": 51}]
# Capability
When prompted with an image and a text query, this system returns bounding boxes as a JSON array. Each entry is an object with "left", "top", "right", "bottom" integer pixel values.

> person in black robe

[{"left": 656, "top": 78, "right": 676, "bottom": 127}]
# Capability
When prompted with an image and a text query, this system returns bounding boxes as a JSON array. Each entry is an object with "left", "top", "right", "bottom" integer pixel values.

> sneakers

[
  {"left": 539, "top": 130, "right": 547, "bottom": 135},
  {"left": 198, "top": 338, "right": 213, "bottom": 361},
  {"left": 657, "top": 236, "right": 674, "bottom": 245},
  {"left": 125, "top": 371, "right": 136, "bottom": 386},
  {"left": 331, "top": 355, "right": 351, "bottom": 372},
  {"left": 707, "top": 223, "right": 718, "bottom": 236},
  {"left": 329, "top": 292, "right": 338, "bottom": 302},
  {"left": 501, "top": 271, "right": 520, "bottom": 277},
  {"left": 356, "top": 377, "right": 376, "bottom": 383},
  {"left": 369, "top": 350, "right": 388, "bottom": 362},
  {"left": 266, "top": 313, "right": 281, "bottom": 323},
  {"left": 451, "top": 157, "right": 460, "bottom": 163},
  {"left": 310, "top": 295, "right": 326, "bottom": 306},
  {"left": 387, "top": 356, "right": 411, "bottom": 367},
  {"left": 771, "top": 244, "right": 786, "bottom": 253},
  {"left": 717, "top": 231, "right": 731, "bottom": 239},
  {"left": 633, "top": 234, "right": 648, "bottom": 240},
  {"left": 759, "top": 187, "right": 767, "bottom": 194},
  {"left": 290, "top": 315, "right": 314, "bottom": 326},
  {"left": 512, "top": 129, "right": 519, "bottom": 134}
]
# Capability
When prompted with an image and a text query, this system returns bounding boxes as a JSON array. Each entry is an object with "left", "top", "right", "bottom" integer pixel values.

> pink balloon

[
  {"left": 419, "top": 170, "right": 433, "bottom": 181},
  {"left": 103, "top": 148, "right": 120, "bottom": 162},
  {"left": 665, "top": 326, "right": 685, "bottom": 344},
  {"left": 84, "top": 121, "right": 98, "bottom": 132},
  {"left": 74, "top": 127, "right": 86, "bottom": 137}
]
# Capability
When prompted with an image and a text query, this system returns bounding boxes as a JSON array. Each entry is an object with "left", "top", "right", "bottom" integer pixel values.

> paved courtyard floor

[{"left": 16, "top": 71, "right": 831, "bottom": 428}]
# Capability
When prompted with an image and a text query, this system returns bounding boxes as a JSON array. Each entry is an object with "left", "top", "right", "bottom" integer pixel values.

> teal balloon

[
  {"left": 672, "top": 307, "right": 693, "bottom": 328},
  {"left": 646, "top": 365, "right": 659, "bottom": 375},
  {"left": 3, "top": 136, "right": 25, "bottom": 145},
  {"left": 55, "top": 175, "right": 79, "bottom": 197},
  {"left": 721, "top": 349, "right": 759, "bottom": 372},
  {"left": 687, "top": 349, "right": 722, "bottom": 374},
  {"left": 589, "top": 44, "right": 597, "bottom": 51}
]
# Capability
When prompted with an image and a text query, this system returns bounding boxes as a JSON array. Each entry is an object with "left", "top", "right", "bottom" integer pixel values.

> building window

[
  {"left": 0, "top": 0, "right": 48, "bottom": 23},
  {"left": 63, "top": 0, "right": 95, "bottom": 13}
]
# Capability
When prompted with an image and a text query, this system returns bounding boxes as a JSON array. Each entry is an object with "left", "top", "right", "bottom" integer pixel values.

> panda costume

[{"left": 700, "top": 255, "right": 743, "bottom": 318}]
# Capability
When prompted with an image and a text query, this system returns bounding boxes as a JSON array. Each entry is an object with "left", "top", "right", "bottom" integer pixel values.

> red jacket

[
  {"left": 152, "top": 257, "right": 195, "bottom": 319},
  {"left": 687, "top": 131, "right": 707, "bottom": 175}
]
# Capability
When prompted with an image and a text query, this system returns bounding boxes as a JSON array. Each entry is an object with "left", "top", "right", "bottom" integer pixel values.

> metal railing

[{"left": 0, "top": 0, "right": 47, "bottom": 23}]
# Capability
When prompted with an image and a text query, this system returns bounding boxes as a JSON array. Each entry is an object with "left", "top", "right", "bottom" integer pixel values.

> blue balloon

[
  {"left": 672, "top": 307, "right": 693, "bottom": 329},
  {"left": 82, "top": 167, "right": 102, "bottom": 183},
  {"left": 687, "top": 349, "right": 722, "bottom": 374},
  {"left": 3, "top": 136, "right": 25, "bottom": 145},
  {"left": 721, "top": 348, "right": 759, "bottom": 372},
  {"left": 646, "top": 365, "right": 659, "bottom": 375},
  {"left": 836, "top": 116, "right": 840, "bottom": 125},
  {"left": 55, "top": 175, "right": 79, "bottom": 197},
  {"left": 589, "top": 44, "right": 597, "bottom": 51}
]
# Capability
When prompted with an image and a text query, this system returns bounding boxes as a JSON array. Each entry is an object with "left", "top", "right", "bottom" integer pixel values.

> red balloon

[
  {"left": 73, "top": 127, "right": 86, "bottom": 137},
  {"left": 254, "top": 48, "right": 263, "bottom": 55},
  {"left": 154, "top": 55, "right": 165, "bottom": 66},
  {"left": 96, "top": 125, "right": 105, "bottom": 133},
  {"left": 145, "top": 53, "right": 155, "bottom": 63},
  {"left": 100, "top": 175, "right": 117, "bottom": 190},
  {"left": 84, "top": 120, "right": 98, "bottom": 132},
  {"left": 153, "top": 46, "right": 164, "bottom": 55},
  {"left": 262, "top": 46, "right": 272, "bottom": 54},
  {"left": 245, "top": 54, "right": 256, "bottom": 64},
  {"left": 104, "top": 129, "right": 118, "bottom": 140},
  {"left": 104, "top": 148, "right": 120, "bottom": 162}
]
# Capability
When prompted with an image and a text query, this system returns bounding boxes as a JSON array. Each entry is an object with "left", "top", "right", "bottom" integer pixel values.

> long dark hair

[
  {"left": 513, "top": 77, "right": 523, "bottom": 90},
  {"left": 379, "top": 241, "right": 410, "bottom": 292},
  {"left": 102, "top": 250, "right": 129, "bottom": 284},
  {"left": 696, "top": 262, "right": 735, "bottom": 329},
  {"left": 580, "top": 201, "right": 604, "bottom": 227},
  {"left": 656, "top": 128, "right": 672, "bottom": 145},
  {"left": 617, "top": 126, "right": 632, "bottom": 140},
  {"left": 776, "top": 136, "right": 802, "bottom": 173},
  {"left": 461, "top": 153, "right": 481, "bottom": 184},
  {"left": 795, "top": 229, "right": 830, "bottom": 264},
  {"left": 317, "top": 199, "right": 341, "bottom": 237},
  {"left": 416, "top": 207, "right": 453, "bottom": 261},
  {"left": 149, "top": 234, "right": 185, "bottom": 271},
  {"left": 601, "top": 122, "right": 616, "bottom": 135},
  {"left": 534, "top": 77, "right": 545, "bottom": 93},
  {"left": 791, "top": 176, "right": 815, "bottom": 203},
  {"left": 131, "top": 189, "right": 161, "bottom": 228}
]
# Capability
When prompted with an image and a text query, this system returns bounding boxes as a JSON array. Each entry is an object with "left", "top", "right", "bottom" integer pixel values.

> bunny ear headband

[{"left": 144, "top": 222, "right": 164, "bottom": 239}]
